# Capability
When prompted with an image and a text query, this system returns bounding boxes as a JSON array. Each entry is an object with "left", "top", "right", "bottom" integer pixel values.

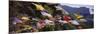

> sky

[
  {"left": 11, "top": 0, "right": 94, "bottom": 5},
  {"left": 60, "top": 3, "right": 94, "bottom": 8}
]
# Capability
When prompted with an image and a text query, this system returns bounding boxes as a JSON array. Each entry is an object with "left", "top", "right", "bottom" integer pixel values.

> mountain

[{"left": 60, "top": 4, "right": 93, "bottom": 17}]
